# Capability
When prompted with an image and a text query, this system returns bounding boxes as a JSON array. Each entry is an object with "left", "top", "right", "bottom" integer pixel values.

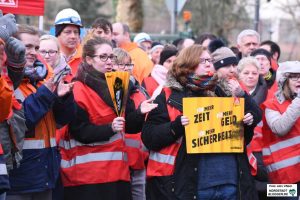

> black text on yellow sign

[{"left": 183, "top": 97, "right": 245, "bottom": 154}]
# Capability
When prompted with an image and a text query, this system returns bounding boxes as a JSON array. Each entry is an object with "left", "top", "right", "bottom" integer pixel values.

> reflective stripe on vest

[
  {"left": 125, "top": 138, "right": 140, "bottom": 148},
  {"left": 0, "top": 164, "right": 7, "bottom": 175},
  {"left": 262, "top": 136, "right": 300, "bottom": 156},
  {"left": 148, "top": 137, "right": 181, "bottom": 164},
  {"left": 266, "top": 155, "right": 300, "bottom": 173},
  {"left": 262, "top": 99, "right": 300, "bottom": 183},
  {"left": 149, "top": 152, "right": 175, "bottom": 165},
  {"left": 23, "top": 138, "right": 56, "bottom": 150},
  {"left": 59, "top": 133, "right": 122, "bottom": 150},
  {"left": 142, "top": 143, "right": 148, "bottom": 152},
  {"left": 14, "top": 88, "right": 25, "bottom": 102},
  {"left": 61, "top": 151, "right": 127, "bottom": 168}
]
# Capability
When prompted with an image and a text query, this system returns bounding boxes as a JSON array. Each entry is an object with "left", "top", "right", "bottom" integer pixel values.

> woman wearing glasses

[
  {"left": 262, "top": 61, "right": 300, "bottom": 199},
  {"left": 142, "top": 44, "right": 220, "bottom": 200},
  {"left": 142, "top": 42, "right": 261, "bottom": 200},
  {"left": 39, "top": 35, "right": 71, "bottom": 83},
  {"left": 60, "top": 37, "right": 156, "bottom": 200}
]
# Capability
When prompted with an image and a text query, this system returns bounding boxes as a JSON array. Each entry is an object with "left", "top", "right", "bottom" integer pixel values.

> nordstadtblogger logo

[
  {"left": 289, "top": 189, "right": 296, "bottom": 196},
  {"left": 0, "top": 0, "right": 18, "bottom": 8}
]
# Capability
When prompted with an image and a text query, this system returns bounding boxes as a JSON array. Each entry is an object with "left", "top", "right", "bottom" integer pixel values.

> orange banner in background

[{"left": 0, "top": 0, "right": 44, "bottom": 16}]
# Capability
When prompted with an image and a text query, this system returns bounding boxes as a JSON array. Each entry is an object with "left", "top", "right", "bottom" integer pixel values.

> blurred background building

[{"left": 3, "top": 0, "right": 300, "bottom": 61}]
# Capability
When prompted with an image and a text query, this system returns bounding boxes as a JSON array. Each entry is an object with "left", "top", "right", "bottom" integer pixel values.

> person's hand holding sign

[
  {"left": 181, "top": 115, "right": 189, "bottom": 126},
  {"left": 243, "top": 112, "right": 254, "bottom": 126},
  {"left": 111, "top": 117, "right": 125, "bottom": 133}
]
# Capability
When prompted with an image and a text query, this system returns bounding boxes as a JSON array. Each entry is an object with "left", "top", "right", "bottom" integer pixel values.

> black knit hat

[
  {"left": 55, "top": 24, "right": 81, "bottom": 37},
  {"left": 208, "top": 39, "right": 238, "bottom": 70},
  {"left": 250, "top": 48, "right": 272, "bottom": 63},
  {"left": 159, "top": 45, "right": 178, "bottom": 65}
]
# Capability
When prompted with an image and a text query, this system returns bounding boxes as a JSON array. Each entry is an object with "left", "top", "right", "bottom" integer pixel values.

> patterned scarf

[{"left": 186, "top": 73, "right": 218, "bottom": 96}]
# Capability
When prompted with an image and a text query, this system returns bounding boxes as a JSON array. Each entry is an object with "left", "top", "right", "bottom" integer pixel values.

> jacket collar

[{"left": 165, "top": 73, "right": 185, "bottom": 111}]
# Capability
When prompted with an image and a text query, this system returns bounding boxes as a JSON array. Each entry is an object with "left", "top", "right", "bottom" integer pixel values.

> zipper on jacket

[{"left": 168, "top": 98, "right": 182, "bottom": 111}]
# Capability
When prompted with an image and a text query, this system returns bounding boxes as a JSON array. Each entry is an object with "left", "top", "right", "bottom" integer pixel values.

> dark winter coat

[{"left": 142, "top": 75, "right": 261, "bottom": 200}]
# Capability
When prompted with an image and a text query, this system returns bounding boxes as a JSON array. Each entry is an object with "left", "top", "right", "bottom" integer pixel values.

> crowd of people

[{"left": 0, "top": 7, "right": 299, "bottom": 200}]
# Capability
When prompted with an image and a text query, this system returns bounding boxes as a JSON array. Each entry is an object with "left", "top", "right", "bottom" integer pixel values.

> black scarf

[{"left": 75, "top": 62, "right": 115, "bottom": 110}]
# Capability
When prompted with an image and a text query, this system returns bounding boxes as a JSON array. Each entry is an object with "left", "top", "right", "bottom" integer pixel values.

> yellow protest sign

[
  {"left": 105, "top": 71, "right": 130, "bottom": 116},
  {"left": 183, "top": 97, "right": 244, "bottom": 154}
]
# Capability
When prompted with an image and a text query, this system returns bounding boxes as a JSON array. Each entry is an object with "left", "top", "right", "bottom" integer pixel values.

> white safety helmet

[
  {"left": 55, "top": 8, "right": 82, "bottom": 27},
  {"left": 133, "top": 32, "right": 152, "bottom": 44}
]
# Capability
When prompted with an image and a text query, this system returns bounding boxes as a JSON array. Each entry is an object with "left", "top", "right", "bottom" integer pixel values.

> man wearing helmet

[{"left": 55, "top": 8, "right": 82, "bottom": 82}]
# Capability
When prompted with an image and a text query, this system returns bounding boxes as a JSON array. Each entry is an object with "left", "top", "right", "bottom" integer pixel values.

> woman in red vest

[
  {"left": 60, "top": 37, "right": 157, "bottom": 200},
  {"left": 262, "top": 61, "right": 300, "bottom": 198},
  {"left": 142, "top": 42, "right": 261, "bottom": 200}
]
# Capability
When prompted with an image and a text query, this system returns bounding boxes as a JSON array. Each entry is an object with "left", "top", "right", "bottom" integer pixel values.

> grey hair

[
  {"left": 237, "top": 29, "right": 260, "bottom": 45},
  {"left": 39, "top": 34, "right": 60, "bottom": 51},
  {"left": 237, "top": 56, "right": 261, "bottom": 74}
]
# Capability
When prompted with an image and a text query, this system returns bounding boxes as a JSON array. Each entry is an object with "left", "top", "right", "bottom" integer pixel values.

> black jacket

[
  {"left": 265, "top": 69, "right": 276, "bottom": 89},
  {"left": 251, "top": 75, "right": 268, "bottom": 105},
  {"left": 142, "top": 82, "right": 261, "bottom": 200}
]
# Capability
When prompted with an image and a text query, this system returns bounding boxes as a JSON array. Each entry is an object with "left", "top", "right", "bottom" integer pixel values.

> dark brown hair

[
  {"left": 171, "top": 44, "right": 204, "bottom": 86},
  {"left": 283, "top": 76, "right": 296, "bottom": 100},
  {"left": 14, "top": 24, "right": 40, "bottom": 39},
  {"left": 92, "top": 18, "right": 112, "bottom": 33},
  {"left": 82, "top": 37, "right": 112, "bottom": 62}
]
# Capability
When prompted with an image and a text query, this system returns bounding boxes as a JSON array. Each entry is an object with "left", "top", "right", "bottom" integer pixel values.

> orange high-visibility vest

[
  {"left": 146, "top": 87, "right": 182, "bottom": 177},
  {"left": 65, "top": 46, "right": 82, "bottom": 83},
  {"left": 262, "top": 98, "right": 300, "bottom": 184},
  {"left": 0, "top": 76, "right": 12, "bottom": 122},
  {"left": 59, "top": 81, "right": 130, "bottom": 186}
]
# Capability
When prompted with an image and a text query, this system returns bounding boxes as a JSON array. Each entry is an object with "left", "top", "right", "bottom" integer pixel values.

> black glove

[
  {"left": 170, "top": 115, "right": 185, "bottom": 139},
  {"left": 5, "top": 37, "right": 26, "bottom": 68},
  {"left": 0, "top": 11, "right": 17, "bottom": 42}
]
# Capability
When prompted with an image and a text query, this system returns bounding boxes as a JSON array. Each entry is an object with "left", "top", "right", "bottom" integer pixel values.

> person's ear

[{"left": 86, "top": 56, "right": 93, "bottom": 65}]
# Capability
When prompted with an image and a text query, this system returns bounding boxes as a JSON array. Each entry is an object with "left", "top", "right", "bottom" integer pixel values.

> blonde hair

[
  {"left": 39, "top": 34, "right": 60, "bottom": 52},
  {"left": 113, "top": 48, "right": 131, "bottom": 63},
  {"left": 237, "top": 56, "right": 260, "bottom": 74}
]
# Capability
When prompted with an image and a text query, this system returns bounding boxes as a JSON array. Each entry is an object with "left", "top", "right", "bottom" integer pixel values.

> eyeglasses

[
  {"left": 115, "top": 63, "right": 134, "bottom": 70},
  {"left": 93, "top": 54, "right": 117, "bottom": 62},
  {"left": 288, "top": 74, "right": 300, "bottom": 81},
  {"left": 200, "top": 58, "right": 213, "bottom": 64},
  {"left": 39, "top": 50, "right": 58, "bottom": 57}
]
